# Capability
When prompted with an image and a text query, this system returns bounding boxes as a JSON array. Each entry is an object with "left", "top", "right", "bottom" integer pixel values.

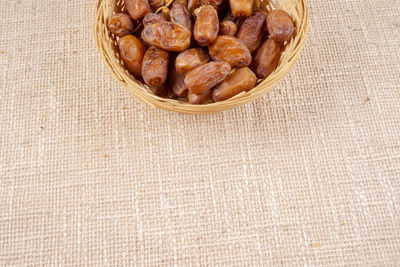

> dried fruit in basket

[
  {"left": 108, "top": 13, "right": 135, "bottom": 37},
  {"left": 141, "top": 22, "right": 191, "bottom": 52},
  {"left": 175, "top": 48, "right": 210, "bottom": 75},
  {"left": 142, "top": 46, "right": 169, "bottom": 87},
  {"left": 229, "top": 0, "right": 253, "bottom": 17},
  {"left": 124, "top": 0, "right": 150, "bottom": 20},
  {"left": 193, "top": 5, "right": 219, "bottom": 46},
  {"left": 236, "top": 10, "right": 266, "bottom": 52},
  {"left": 212, "top": 67, "right": 257, "bottom": 101},
  {"left": 188, "top": 90, "right": 212, "bottom": 104},
  {"left": 251, "top": 38, "right": 282, "bottom": 78},
  {"left": 142, "top": 13, "right": 166, "bottom": 27},
  {"left": 219, "top": 20, "right": 237, "bottom": 36},
  {"left": 150, "top": 83, "right": 170, "bottom": 97},
  {"left": 118, "top": 35, "right": 147, "bottom": 78},
  {"left": 184, "top": 61, "right": 231, "bottom": 94},
  {"left": 267, "top": 10, "right": 295, "bottom": 42},
  {"left": 170, "top": 0, "right": 192, "bottom": 30},
  {"left": 208, "top": 35, "right": 251, "bottom": 68},
  {"left": 168, "top": 62, "right": 188, "bottom": 97}
]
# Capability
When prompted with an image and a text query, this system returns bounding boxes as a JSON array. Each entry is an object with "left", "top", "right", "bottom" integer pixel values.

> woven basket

[{"left": 93, "top": 0, "right": 309, "bottom": 114}]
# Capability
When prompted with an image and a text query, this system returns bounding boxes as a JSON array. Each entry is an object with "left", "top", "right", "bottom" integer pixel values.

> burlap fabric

[{"left": 1, "top": 0, "right": 399, "bottom": 265}]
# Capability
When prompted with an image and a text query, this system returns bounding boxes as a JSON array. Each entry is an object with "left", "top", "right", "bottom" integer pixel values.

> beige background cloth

[{"left": 1, "top": 0, "right": 400, "bottom": 265}]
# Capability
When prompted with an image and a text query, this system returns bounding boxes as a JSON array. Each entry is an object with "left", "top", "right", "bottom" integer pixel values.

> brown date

[
  {"left": 142, "top": 13, "right": 166, "bottom": 27},
  {"left": 208, "top": 35, "right": 251, "bottom": 68},
  {"left": 175, "top": 48, "right": 210, "bottom": 75},
  {"left": 108, "top": 13, "right": 135, "bottom": 38},
  {"left": 236, "top": 10, "right": 266, "bottom": 52},
  {"left": 168, "top": 62, "right": 188, "bottom": 97},
  {"left": 188, "top": 90, "right": 211, "bottom": 104},
  {"left": 212, "top": 67, "right": 257, "bottom": 101},
  {"left": 229, "top": 0, "right": 253, "bottom": 17},
  {"left": 188, "top": 0, "right": 201, "bottom": 12},
  {"left": 184, "top": 61, "right": 231, "bottom": 94},
  {"left": 118, "top": 35, "right": 146, "bottom": 78},
  {"left": 141, "top": 46, "right": 169, "bottom": 87},
  {"left": 148, "top": 0, "right": 164, "bottom": 11},
  {"left": 219, "top": 20, "right": 237, "bottom": 36},
  {"left": 267, "top": 10, "right": 295, "bottom": 42},
  {"left": 124, "top": 0, "right": 150, "bottom": 21},
  {"left": 193, "top": 5, "right": 219, "bottom": 46},
  {"left": 170, "top": 1, "right": 192, "bottom": 30},
  {"left": 251, "top": 38, "right": 281, "bottom": 78},
  {"left": 141, "top": 22, "right": 191, "bottom": 52},
  {"left": 150, "top": 84, "right": 170, "bottom": 97}
]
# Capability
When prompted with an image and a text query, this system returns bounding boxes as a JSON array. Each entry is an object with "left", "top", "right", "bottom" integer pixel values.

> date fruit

[
  {"left": 184, "top": 61, "right": 231, "bottom": 94},
  {"left": 194, "top": 5, "right": 219, "bottom": 46},
  {"left": 142, "top": 13, "right": 166, "bottom": 27},
  {"left": 175, "top": 48, "right": 210, "bottom": 75},
  {"left": 219, "top": 20, "right": 237, "bottom": 36},
  {"left": 212, "top": 67, "right": 257, "bottom": 101},
  {"left": 236, "top": 10, "right": 266, "bottom": 52},
  {"left": 229, "top": 0, "right": 253, "bottom": 17},
  {"left": 251, "top": 38, "right": 281, "bottom": 78},
  {"left": 208, "top": 35, "right": 251, "bottom": 68},
  {"left": 188, "top": 90, "right": 211, "bottom": 104},
  {"left": 170, "top": 0, "right": 192, "bottom": 30},
  {"left": 169, "top": 66, "right": 188, "bottom": 97},
  {"left": 267, "top": 10, "right": 294, "bottom": 42},
  {"left": 108, "top": 13, "right": 135, "bottom": 37},
  {"left": 124, "top": 0, "right": 150, "bottom": 21},
  {"left": 141, "top": 22, "right": 191, "bottom": 52},
  {"left": 118, "top": 35, "right": 146, "bottom": 78},
  {"left": 142, "top": 46, "right": 169, "bottom": 87},
  {"left": 150, "top": 84, "right": 170, "bottom": 97}
]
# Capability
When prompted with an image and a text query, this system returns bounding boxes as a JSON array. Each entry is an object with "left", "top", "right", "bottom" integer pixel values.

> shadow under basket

[{"left": 93, "top": 0, "right": 309, "bottom": 114}]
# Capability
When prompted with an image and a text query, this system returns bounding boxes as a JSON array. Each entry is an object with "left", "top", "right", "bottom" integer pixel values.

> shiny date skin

[
  {"left": 212, "top": 67, "right": 257, "bottom": 101},
  {"left": 208, "top": 35, "right": 252, "bottom": 68},
  {"left": 267, "top": 10, "right": 295, "bottom": 42},
  {"left": 141, "top": 46, "right": 169, "bottom": 87},
  {"left": 184, "top": 61, "right": 231, "bottom": 94},
  {"left": 236, "top": 10, "right": 266, "bottom": 52},
  {"left": 141, "top": 21, "right": 191, "bottom": 52},
  {"left": 219, "top": 20, "right": 237, "bottom": 36},
  {"left": 142, "top": 13, "right": 166, "bottom": 27},
  {"left": 108, "top": 13, "right": 135, "bottom": 37},
  {"left": 170, "top": 0, "right": 192, "bottom": 30},
  {"left": 188, "top": 90, "right": 212, "bottom": 104},
  {"left": 118, "top": 35, "right": 146, "bottom": 78},
  {"left": 229, "top": 0, "right": 253, "bottom": 17},
  {"left": 251, "top": 38, "right": 282, "bottom": 78},
  {"left": 124, "top": 0, "right": 150, "bottom": 20},
  {"left": 168, "top": 56, "right": 188, "bottom": 97},
  {"left": 193, "top": 5, "right": 219, "bottom": 46},
  {"left": 175, "top": 48, "right": 210, "bottom": 75}
]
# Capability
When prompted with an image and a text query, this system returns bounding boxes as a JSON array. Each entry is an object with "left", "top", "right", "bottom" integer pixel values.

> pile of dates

[{"left": 108, "top": 0, "right": 294, "bottom": 104}]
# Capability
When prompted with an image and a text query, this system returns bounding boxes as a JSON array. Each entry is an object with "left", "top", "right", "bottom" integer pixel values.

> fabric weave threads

[{"left": 1, "top": 0, "right": 400, "bottom": 266}]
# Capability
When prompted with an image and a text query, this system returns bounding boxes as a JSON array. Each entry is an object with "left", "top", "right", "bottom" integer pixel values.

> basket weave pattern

[{"left": 93, "top": 0, "right": 309, "bottom": 114}]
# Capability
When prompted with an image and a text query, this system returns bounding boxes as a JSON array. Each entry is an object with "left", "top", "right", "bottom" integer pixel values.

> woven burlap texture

[{"left": 1, "top": 0, "right": 400, "bottom": 265}]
